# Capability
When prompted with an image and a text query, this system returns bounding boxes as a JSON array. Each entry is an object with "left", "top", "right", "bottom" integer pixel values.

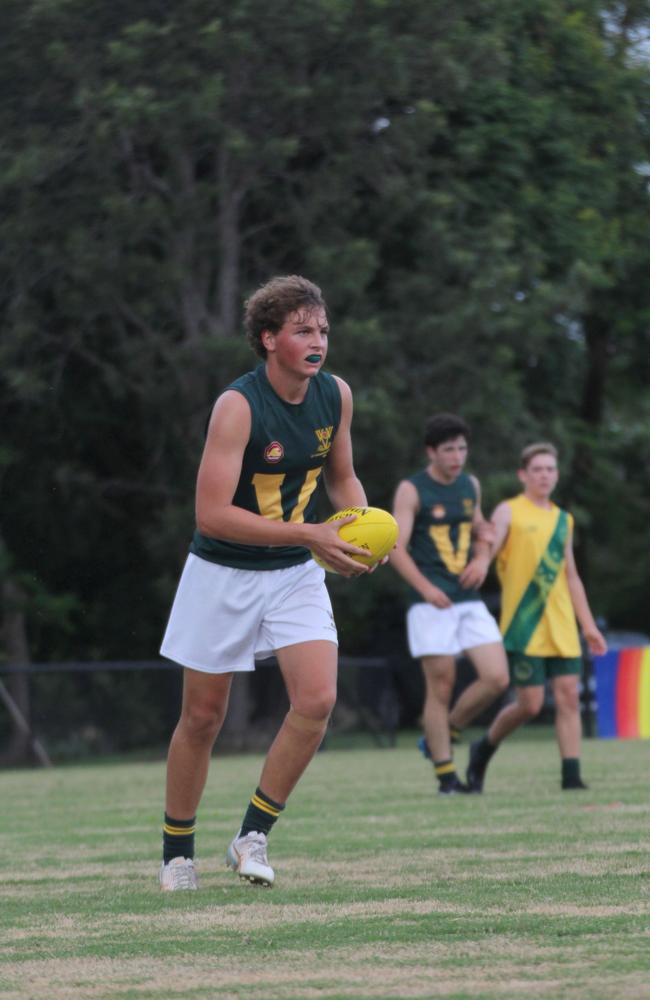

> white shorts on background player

[
  {"left": 406, "top": 600, "right": 501, "bottom": 658},
  {"left": 160, "top": 554, "right": 338, "bottom": 674}
]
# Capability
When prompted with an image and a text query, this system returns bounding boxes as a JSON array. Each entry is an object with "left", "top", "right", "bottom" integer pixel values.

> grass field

[{"left": 2, "top": 728, "right": 650, "bottom": 999}]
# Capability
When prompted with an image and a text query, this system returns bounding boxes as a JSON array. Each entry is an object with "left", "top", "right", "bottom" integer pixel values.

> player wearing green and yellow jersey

[
  {"left": 467, "top": 443, "right": 607, "bottom": 792},
  {"left": 390, "top": 414, "right": 509, "bottom": 794},
  {"left": 159, "top": 276, "right": 374, "bottom": 890}
]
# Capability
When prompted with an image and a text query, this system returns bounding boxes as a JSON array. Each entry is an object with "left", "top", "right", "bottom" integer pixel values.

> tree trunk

[
  {"left": 216, "top": 146, "right": 243, "bottom": 338},
  {"left": 580, "top": 312, "right": 610, "bottom": 426},
  {"left": 567, "top": 311, "right": 611, "bottom": 588},
  {"left": 1, "top": 578, "right": 33, "bottom": 764}
]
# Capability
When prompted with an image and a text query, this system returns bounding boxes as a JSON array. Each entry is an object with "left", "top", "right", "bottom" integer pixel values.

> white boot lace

[
  {"left": 169, "top": 859, "right": 196, "bottom": 889},
  {"left": 244, "top": 833, "right": 269, "bottom": 864}
]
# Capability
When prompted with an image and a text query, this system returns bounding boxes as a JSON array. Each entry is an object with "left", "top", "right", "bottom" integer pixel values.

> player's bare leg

[
  {"left": 259, "top": 639, "right": 337, "bottom": 801},
  {"left": 467, "top": 685, "right": 544, "bottom": 792},
  {"left": 487, "top": 685, "right": 544, "bottom": 745},
  {"left": 161, "top": 669, "right": 232, "bottom": 889},
  {"left": 421, "top": 655, "right": 455, "bottom": 761},
  {"left": 226, "top": 640, "right": 336, "bottom": 886},
  {"left": 552, "top": 674, "right": 581, "bottom": 758},
  {"left": 448, "top": 642, "right": 509, "bottom": 731},
  {"left": 419, "top": 655, "right": 467, "bottom": 792},
  {"left": 552, "top": 674, "right": 587, "bottom": 789},
  {"left": 166, "top": 669, "right": 233, "bottom": 818}
]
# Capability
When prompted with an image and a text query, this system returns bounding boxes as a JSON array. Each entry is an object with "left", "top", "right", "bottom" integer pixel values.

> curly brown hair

[{"left": 244, "top": 275, "right": 327, "bottom": 358}]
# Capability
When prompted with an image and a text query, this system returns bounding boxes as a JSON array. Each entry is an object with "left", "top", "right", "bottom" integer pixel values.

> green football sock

[
  {"left": 434, "top": 759, "right": 458, "bottom": 790},
  {"left": 163, "top": 813, "right": 196, "bottom": 863},
  {"left": 239, "top": 787, "right": 285, "bottom": 837}
]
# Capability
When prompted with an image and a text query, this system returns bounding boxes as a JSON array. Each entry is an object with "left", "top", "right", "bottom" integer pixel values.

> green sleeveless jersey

[
  {"left": 407, "top": 470, "right": 479, "bottom": 603},
  {"left": 191, "top": 364, "right": 342, "bottom": 570}
]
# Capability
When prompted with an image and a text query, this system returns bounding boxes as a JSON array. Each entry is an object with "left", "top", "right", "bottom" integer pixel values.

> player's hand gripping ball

[{"left": 312, "top": 506, "right": 399, "bottom": 574}]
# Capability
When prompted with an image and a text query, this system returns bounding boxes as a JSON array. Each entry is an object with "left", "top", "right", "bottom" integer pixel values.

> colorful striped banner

[{"left": 594, "top": 647, "right": 650, "bottom": 739}]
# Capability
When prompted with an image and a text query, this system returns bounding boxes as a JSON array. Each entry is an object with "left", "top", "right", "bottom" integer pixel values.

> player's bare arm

[
  {"left": 389, "top": 479, "right": 452, "bottom": 608},
  {"left": 564, "top": 539, "right": 608, "bottom": 656},
  {"left": 459, "top": 476, "right": 491, "bottom": 589}
]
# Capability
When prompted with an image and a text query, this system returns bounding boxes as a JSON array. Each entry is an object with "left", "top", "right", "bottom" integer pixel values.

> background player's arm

[
  {"left": 487, "top": 501, "right": 513, "bottom": 558},
  {"left": 564, "top": 538, "right": 608, "bottom": 655},
  {"left": 459, "top": 475, "right": 491, "bottom": 589},
  {"left": 195, "top": 390, "right": 368, "bottom": 576},
  {"left": 389, "top": 480, "right": 452, "bottom": 608}
]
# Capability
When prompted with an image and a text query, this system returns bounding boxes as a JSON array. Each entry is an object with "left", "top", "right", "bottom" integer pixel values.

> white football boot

[
  {"left": 226, "top": 830, "right": 274, "bottom": 887},
  {"left": 159, "top": 856, "right": 198, "bottom": 891}
]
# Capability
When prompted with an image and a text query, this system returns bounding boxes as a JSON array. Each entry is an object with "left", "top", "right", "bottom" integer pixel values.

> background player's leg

[
  {"left": 421, "top": 655, "right": 455, "bottom": 762},
  {"left": 488, "top": 684, "right": 544, "bottom": 744},
  {"left": 552, "top": 673, "right": 582, "bottom": 757},
  {"left": 467, "top": 684, "right": 544, "bottom": 792},
  {"left": 449, "top": 641, "right": 509, "bottom": 730},
  {"left": 420, "top": 655, "right": 467, "bottom": 792},
  {"left": 552, "top": 673, "right": 587, "bottom": 789}
]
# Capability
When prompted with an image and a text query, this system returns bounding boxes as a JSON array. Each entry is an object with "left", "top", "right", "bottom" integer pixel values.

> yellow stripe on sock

[
  {"left": 163, "top": 824, "right": 196, "bottom": 836},
  {"left": 434, "top": 762, "right": 456, "bottom": 776},
  {"left": 251, "top": 794, "right": 281, "bottom": 817}
]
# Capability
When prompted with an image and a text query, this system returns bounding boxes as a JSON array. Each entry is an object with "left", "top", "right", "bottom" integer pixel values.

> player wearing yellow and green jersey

[{"left": 466, "top": 443, "right": 607, "bottom": 793}]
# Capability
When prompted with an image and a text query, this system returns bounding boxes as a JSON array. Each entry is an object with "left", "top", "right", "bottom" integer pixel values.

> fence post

[{"left": 0, "top": 679, "right": 52, "bottom": 767}]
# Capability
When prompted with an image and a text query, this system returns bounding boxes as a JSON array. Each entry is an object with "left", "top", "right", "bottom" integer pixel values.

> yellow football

[{"left": 312, "top": 506, "right": 399, "bottom": 573}]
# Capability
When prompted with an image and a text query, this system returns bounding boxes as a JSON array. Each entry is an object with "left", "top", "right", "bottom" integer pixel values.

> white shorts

[
  {"left": 160, "top": 554, "right": 338, "bottom": 674},
  {"left": 406, "top": 600, "right": 501, "bottom": 658}
]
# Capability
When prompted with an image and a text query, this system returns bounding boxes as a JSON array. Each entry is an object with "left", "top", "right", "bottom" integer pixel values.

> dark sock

[
  {"left": 450, "top": 725, "right": 463, "bottom": 744},
  {"left": 434, "top": 759, "right": 458, "bottom": 790},
  {"left": 163, "top": 813, "right": 196, "bottom": 864},
  {"left": 474, "top": 735, "right": 498, "bottom": 767},
  {"left": 239, "top": 786, "right": 285, "bottom": 837},
  {"left": 561, "top": 758, "right": 587, "bottom": 788}
]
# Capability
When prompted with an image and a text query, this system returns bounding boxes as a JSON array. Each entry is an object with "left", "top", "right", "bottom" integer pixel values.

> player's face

[
  {"left": 518, "top": 453, "right": 559, "bottom": 499},
  {"left": 263, "top": 307, "right": 329, "bottom": 377},
  {"left": 427, "top": 436, "right": 468, "bottom": 482}
]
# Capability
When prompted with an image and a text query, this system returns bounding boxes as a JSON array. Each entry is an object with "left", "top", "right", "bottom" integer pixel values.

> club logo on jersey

[
  {"left": 264, "top": 441, "right": 284, "bottom": 463},
  {"left": 311, "top": 425, "right": 334, "bottom": 458},
  {"left": 463, "top": 498, "right": 475, "bottom": 517},
  {"left": 431, "top": 504, "right": 446, "bottom": 520}
]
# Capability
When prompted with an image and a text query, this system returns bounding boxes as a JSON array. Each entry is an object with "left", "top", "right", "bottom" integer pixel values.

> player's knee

[
  {"left": 181, "top": 701, "right": 226, "bottom": 742},
  {"left": 487, "top": 670, "right": 509, "bottom": 696},
  {"left": 290, "top": 689, "right": 336, "bottom": 724},
  {"left": 428, "top": 677, "right": 454, "bottom": 704},
  {"left": 518, "top": 693, "right": 544, "bottom": 720},
  {"left": 555, "top": 688, "right": 580, "bottom": 714}
]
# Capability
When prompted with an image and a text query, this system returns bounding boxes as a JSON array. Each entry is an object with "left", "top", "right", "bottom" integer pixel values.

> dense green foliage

[{"left": 1, "top": 1, "right": 649, "bottom": 749}]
